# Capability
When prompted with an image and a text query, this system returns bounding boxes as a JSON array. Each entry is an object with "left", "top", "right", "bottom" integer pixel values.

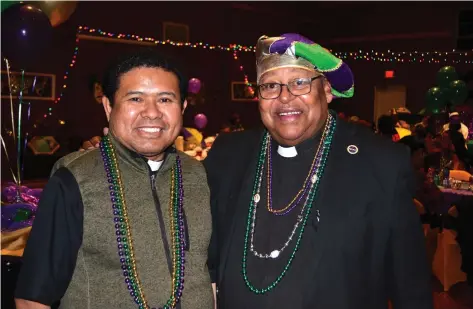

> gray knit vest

[{"left": 52, "top": 135, "right": 213, "bottom": 309}]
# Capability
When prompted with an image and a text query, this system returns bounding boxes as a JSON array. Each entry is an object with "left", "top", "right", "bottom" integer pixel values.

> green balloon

[
  {"left": 441, "top": 87, "right": 453, "bottom": 102},
  {"left": 1, "top": 1, "right": 20, "bottom": 13},
  {"left": 436, "top": 66, "right": 458, "bottom": 89},
  {"left": 449, "top": 80, "right": 468, "bottom": 106},
  {"left": 426, "top": 87, "right": 447, "bottom": 112}
]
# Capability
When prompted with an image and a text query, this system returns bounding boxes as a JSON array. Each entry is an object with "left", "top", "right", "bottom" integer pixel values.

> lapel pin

[{"left": 347, "top": 145, "right": 358, "bottom": 155}]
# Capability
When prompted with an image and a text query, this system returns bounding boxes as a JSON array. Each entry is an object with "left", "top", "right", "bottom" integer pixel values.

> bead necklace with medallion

[
  {"left": 100, "top": 135, "right": 185, "bottom": 309},
  {"left": 251, "top": 114, "right": 334, "bottom": 259},
  {"left": 266, "top": 115, "right": 332, "bottom": 216},
  {"left": 242, "top": 111, "right": 337, "bottom": 294}
]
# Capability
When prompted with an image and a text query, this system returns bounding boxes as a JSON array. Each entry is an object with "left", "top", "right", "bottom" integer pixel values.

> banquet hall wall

[{"left": 1, "top": 2, "right": 472, "bottom": 181}]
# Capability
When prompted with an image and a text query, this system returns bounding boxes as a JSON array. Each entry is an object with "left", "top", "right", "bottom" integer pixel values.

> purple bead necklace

[{"left": 100, "top": 135, "right": 185, "bottom": 309}]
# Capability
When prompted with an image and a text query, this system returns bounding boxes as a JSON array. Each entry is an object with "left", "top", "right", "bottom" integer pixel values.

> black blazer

[{"left": 204, "top": 118, "right": 433, "bottom": 309}]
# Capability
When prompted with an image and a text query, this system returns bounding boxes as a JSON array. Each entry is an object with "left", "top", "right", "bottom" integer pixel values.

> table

[{"left": 437, "top": 186, "right": 473, "bottom": 214}]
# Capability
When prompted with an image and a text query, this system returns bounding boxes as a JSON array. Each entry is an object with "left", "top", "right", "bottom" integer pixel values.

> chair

[{"left": 432, "top": 208, "right": 467, "bottom": 292}]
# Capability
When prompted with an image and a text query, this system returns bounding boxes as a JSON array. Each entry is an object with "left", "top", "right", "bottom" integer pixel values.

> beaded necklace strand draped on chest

[
  {"left": 99, "top": 135, "right": 185, "bottom": 309},
  {"left": 242, "top": 112, "right": 337, "bottom": 294}
]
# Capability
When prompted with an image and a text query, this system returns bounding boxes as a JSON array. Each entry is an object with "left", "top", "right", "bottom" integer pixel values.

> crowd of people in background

[{"left": 371, "top": 108, "right": 473, "bottom": 285}]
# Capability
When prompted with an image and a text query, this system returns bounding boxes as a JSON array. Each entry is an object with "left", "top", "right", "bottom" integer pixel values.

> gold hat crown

[{"left": 256, "top": 35, "right": 317, "bottom": 83}]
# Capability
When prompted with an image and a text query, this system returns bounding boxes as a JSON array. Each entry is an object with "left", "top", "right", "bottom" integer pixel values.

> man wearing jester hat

[{"left": 205, "top": 34, "right": 432, "bottom": 308}]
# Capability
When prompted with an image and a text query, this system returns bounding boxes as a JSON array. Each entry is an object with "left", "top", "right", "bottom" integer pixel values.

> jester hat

[{"left": 256, "top": 33, "right": 354, "bottom": 98}]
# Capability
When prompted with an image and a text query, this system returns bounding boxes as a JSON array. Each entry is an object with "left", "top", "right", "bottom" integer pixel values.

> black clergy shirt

[{"left": 219, "top": 131, "right": 323, "bottom": 309}]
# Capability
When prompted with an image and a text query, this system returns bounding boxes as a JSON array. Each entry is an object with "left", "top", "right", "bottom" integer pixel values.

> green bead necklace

[{"left": 242, "top": 111, "right": 337, "bottom": 294}]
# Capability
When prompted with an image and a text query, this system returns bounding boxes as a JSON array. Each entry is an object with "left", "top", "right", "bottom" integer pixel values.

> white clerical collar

[
  {"left": 277, "top": 145, "right": 298, "bottom": 158},
  {"left": 147, "top": 160, "right": 163, "bottom": 171}
]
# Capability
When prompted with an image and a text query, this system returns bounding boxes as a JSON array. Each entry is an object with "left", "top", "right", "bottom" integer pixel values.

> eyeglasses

[{"left": 257, "top": 76, "right": 322, "bottom": 100}]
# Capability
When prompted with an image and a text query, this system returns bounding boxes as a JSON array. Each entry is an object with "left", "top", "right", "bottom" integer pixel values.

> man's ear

[
  {"left": 323, "top": 79, "right": 333, "bottom": 104},
  {"left": 181, "top": 100, "right": 188, "bottom": 115},
  {"left": 102, "top": 96, "right": 112, "bottom": 121}
]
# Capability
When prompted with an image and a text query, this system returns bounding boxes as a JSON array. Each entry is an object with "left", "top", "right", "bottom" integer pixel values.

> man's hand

[
  {"left": 212, "top": 283, "right": 217, "bottom": 309},
  {"left": 79, "top": 128, "right": 108, "bottom": 151},
  {"left": 15, "top": 299, "right": 50, "bottom": 309}
]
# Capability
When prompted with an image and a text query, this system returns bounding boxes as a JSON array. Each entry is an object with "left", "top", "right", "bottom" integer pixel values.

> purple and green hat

[{"left": 256, "top": 33, "right": 354, "bottom": 98}]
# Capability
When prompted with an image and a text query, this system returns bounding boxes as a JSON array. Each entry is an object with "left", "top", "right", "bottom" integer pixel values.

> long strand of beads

[
  {"left": 100, "top": 135, "right": 185, "bottom": 309},
  {"left": 242, "top": 111, "right": 337, "bottom": 294},
  {"left": 250, "top": 114, "right": 335, "bottom": 258},
  {"left": 267, "top": 114, "right": 332, "bottom": 215}
]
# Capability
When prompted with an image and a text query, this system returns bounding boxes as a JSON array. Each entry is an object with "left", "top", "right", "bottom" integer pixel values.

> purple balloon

[
  {"left": 194, "top": 114, "right": 208, "bottom": 129},
  {"left": 188, "top": 78, "right": 202, "bottom": 94}
]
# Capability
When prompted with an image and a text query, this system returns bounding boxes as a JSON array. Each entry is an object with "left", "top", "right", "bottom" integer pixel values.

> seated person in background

[
  {"left": 429, "top": 130, "right": 472, "bottom": 173},
  {"left": 442, "top": 112, "right": 469, "bottom": 141},
  {"left": 449, "top": 130, "right": 472, "bottom": 172},
  {"left": 413, "top": 123, "right": 427, "bottom": 142},
  {"left": 377, "top": 115, "right": 398, "bottom": 141},
  {"left": 399, "top": 135, "right": 443, "bottom": 215},
  {"left": 424, "top": 116, "right": 444, "bottom": 170}
]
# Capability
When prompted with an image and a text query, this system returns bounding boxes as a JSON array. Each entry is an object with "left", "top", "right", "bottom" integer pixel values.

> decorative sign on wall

[
  {"left": 27, "top": 136, "right": 60, "bottom": 155},
  {"left": 1, "top": 71, "right": 56, "bottom": 101},
  {"left": 231, "top": 81, "right": 257, "bottom": 101}
]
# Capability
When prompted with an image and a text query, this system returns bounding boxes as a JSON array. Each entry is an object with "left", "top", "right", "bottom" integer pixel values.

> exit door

[{"left": 373, "top": 85, "right": 407, "bottom": 129}]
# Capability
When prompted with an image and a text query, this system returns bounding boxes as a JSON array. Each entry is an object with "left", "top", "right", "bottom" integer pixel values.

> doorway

[{"left": 373, "top": 85, "right": 407, "bottom": 129}]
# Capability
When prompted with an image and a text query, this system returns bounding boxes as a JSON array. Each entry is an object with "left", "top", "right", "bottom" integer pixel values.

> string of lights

[
  {"left": 78, "top": 25, "right": 473, "bottom": 63},
  {"left": 78, "top": 26, "right": 256, "bottom": 52},
  {"left": 40, "top": 34, "right": 80, "bottom": 124},
  {"left": 43, "top": 25, "right": 473, "bottom": 123},
  {"left": 233, "top": 51, "right": 256, "bottom": 98},
  {"left": 332, "top": 50, "right": 473, "bottom": 64}
]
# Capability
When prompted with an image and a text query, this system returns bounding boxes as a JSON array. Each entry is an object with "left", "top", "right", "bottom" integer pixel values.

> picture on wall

[
  {"left": 1, "top": 71, "right": 56, "bottom": 101},
  {"left": 231, "top": 81, "right": 258, "bottom": 101}
]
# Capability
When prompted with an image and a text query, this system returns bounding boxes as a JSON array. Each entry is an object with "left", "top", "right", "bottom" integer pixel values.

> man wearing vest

[{"left": 15, "top": 50, "right": 214, "bottom": 309}]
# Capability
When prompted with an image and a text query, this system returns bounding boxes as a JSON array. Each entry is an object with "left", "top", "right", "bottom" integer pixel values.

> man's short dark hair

[
  {"left": 377, "top": 115, "right": 396, "bottom": 136},
  {"left": 102, "top": 49, "right": 188, "bottom": 106}
]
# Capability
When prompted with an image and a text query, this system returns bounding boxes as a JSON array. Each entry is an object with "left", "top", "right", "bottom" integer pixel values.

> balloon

[
  {"left": 194, "top": 113, "right": 208, "bottom": 129},
  {"left": 36, "top": 1, "right": 77, "bottom": 27},
  {"left": 1, "top": 4, "right": 52, "bottom": 68},
  {"left": 436, "top": 66, "right": 458, "bottom": 88},
  {"left": 1, "top": 1, "right": 21, "bottom": 12},
  {"left": 188, "top": 78, "right": 202, "bottom": 94},
  {"left": 440, "top": 87, "right": 453, "bottom": 104},
  {"left": 425, "top": 87, "right": 447, "bottom": 112},
  {"left": 449, "top": 80, "right": 468, "bottom": 106}
]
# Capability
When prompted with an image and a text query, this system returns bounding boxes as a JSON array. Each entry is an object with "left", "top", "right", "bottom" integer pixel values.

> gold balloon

[{"left": 37, "top": 1, "right": 77, "bottom": 27}]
